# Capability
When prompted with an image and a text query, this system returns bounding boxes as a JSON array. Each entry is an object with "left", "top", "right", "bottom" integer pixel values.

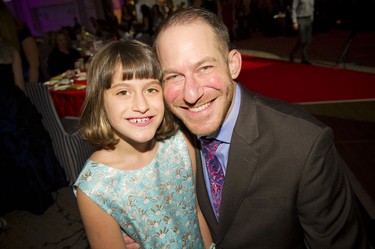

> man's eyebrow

[
  {"left": 162, "top": 57, "right": 217, "bottom": 75},
  {"left": 163, "top": 68, "right": 177, "bottom": 75}
]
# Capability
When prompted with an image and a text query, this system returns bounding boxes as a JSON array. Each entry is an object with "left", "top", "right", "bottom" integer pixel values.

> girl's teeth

[{"left": 129, "top": 118, "right": 150, "bottom": 123}]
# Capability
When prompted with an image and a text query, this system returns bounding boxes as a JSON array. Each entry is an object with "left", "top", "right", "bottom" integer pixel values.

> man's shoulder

[{"left": 240, "top": 88, "right": 327, "bottom": 130}]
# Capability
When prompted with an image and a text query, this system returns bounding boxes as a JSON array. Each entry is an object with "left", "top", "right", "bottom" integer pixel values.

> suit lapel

[
  {"left": 196, "top": 86, "right": 261, "bottom": 243},
  {"left": 217, "top": 133, "right": 260, "bottom": 242},
  {"left": 217, "top": 87, "right": 261, "bottom": 243}
]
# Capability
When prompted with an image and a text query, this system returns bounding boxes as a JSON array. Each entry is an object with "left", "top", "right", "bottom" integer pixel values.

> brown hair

[
  {"left": 153, "top": 7, "right": 231, "bottom": 56},
  {"left": 0, "top": 1, "right": 20, "bottom": 52},
  {"left": 79, "top": 40, "right": 178, "bottom": 150}
]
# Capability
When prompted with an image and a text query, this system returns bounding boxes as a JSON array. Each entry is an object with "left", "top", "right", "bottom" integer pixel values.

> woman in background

[
  {"left": 0, "top": 35, "right": 25, "bottom": 91},
  {"left": 0, "top": 16, "right": 68, "bottom": 217},
  {"left": 47, "top": 30, "right": 81, "bottom": 77},
  {"left": 0, "top": 1, "right": 41, "bottom": 84}
]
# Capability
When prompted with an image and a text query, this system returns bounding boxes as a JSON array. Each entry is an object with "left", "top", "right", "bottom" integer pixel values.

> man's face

[{"left": 157, "top": 23, "right": 241, "bottom": 136}]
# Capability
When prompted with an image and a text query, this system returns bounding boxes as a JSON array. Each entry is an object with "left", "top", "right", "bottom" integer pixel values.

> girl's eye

[
  {"left": 117, "top": 90, "right": 129, "bottom": 96},
  {"left": 147, "top": 88, "right": 159, "bottom": 93}
]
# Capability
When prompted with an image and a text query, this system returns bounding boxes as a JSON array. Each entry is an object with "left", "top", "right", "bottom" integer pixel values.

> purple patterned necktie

[{"left": 200, "top": 137, "right": 224, "bottom": 220}]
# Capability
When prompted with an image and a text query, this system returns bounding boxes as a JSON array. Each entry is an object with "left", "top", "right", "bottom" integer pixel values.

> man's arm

[{"left": 297, "top": 128, "right": 368, "bottom": 248}]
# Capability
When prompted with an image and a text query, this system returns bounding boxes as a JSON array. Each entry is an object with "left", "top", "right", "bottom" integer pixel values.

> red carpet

[{"left": 238, "top": 55, "right": 375, "bottom": 103}]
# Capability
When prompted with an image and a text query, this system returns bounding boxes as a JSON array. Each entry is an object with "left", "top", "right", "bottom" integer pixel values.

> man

[
  {"left": 289, "top": 0, "right": 314, "bottom": 64},
  {"left": 126, "top": 7, "right": 368, "bottom": 248}
]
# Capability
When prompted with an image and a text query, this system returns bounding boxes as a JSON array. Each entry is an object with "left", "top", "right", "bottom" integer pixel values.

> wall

[
  {"left": 6, "top": 0, "right": 192, "bottom": 37},
  {"left": 6, "top": 0, "right": 104, "bottom": 37}
]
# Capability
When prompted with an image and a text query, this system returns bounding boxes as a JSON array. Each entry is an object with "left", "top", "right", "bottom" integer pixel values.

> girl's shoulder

[
  {"left": 86, "top": 149, "right": 119, "bottom": 169},
  {"left": 88, "top": 149, "right": 106, "bottom": 162},
  {"left": 162, "top": 129, "right": 185, "bottom": 145}
]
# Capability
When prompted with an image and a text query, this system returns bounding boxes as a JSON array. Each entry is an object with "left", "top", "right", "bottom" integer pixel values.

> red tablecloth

[
  {"left": 49, "top": 78, "right": 87, "bottom": 118},
  {"left": 50, "top": 89, "right": 86, "bottom": 118}
]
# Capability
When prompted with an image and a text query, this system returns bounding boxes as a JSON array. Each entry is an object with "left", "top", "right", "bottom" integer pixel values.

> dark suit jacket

[{"left": 196, "top": 85, "right": 368, "bottom": 249}]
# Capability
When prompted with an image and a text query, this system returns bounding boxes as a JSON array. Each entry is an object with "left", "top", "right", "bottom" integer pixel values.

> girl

[{"left": 74, "top": 40, "right": 212, "bottom": 249}]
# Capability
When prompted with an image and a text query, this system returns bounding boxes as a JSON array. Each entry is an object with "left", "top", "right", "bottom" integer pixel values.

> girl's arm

[
  {"left": 182, "top": 131, "right": 213, "bottom": 248},
  {"left": 76, "top": 188, "right": 127, "bottom": 249}
]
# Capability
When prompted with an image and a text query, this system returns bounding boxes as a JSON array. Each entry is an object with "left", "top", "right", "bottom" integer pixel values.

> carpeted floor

[{"left": 0, "top": 187, "right": 89, "bottom": 249}]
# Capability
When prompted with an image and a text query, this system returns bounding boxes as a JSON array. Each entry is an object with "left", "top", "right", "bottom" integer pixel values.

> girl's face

[{"left": 104, "top": 66, "right": 164, "bottom": 145}]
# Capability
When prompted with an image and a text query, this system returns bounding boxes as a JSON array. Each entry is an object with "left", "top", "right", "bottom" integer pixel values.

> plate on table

[
  {"left": 53, "top": 85, "right": 70, "bottom": 91},
  {"left": 58, "top": 78, "right": 72, "bottom": 85},
  {"left": 77, "top": 72, "right": 86, "bottom": 78},
  {"left": 50, "top": 73, "right": 65, "bottom": 81},
  {"left": 70, "top": 84, "right": 86, "bottom": 90},
  {"left": 52, "top": 84, "right": 86, "bottom": 91},
  {"left": 44, "top": 79, "right": 59, "bottom": 86},
  {"left": 76, "top": 76, "right": 87, "bottom": 81}
]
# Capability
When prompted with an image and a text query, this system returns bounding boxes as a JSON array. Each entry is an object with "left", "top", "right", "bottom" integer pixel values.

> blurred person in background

[
  {"left": 0, "top": 15, "right": 68, "bottom": 218},
  {"left": 0, "top": 1, "right": 41, "bottom": 84},
  {"left": 0, "top": 35, "right": 25, "bottom": 92},
  {"left": 289, "top": 0, "right": 314, "bottom": 64},
  {"left": 151, "top": 0, "right": 169, "bottom": 33},
  {"left": 140, "top": 4, "right": 155, "bottom": 38},
  {"left": 47, "top": 30, "right": 82, "bottom": 77}
]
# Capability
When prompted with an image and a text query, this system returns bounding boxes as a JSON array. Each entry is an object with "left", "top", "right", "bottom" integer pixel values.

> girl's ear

[{"left": 228, "top": 49, "right": 242, "bottom": 79}]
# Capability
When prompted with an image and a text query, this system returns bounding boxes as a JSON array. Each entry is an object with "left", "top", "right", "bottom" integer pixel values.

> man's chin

[
  {"left": 183, "top": 121, "right": 219, "bottom": 136},
  {"left": 172, "top": 109, "right": 220, "bottom": 135}
]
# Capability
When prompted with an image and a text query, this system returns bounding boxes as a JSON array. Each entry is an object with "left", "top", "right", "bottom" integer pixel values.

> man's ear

[{"left": 228, "top": 49, "right": 242, "bottom": 79}]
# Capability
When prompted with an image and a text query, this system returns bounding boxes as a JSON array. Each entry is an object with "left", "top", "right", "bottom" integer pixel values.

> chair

[{"left": 25, "top": 83, "right": 95, "bottom": 185}]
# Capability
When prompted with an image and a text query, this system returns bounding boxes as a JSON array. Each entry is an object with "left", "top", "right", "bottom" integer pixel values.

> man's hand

[
  {"left": 293, "top": 22, "right": 299, "bottom": 30},
  {"left": 123, "top": 234, "right": 140, "bottom": 249}
]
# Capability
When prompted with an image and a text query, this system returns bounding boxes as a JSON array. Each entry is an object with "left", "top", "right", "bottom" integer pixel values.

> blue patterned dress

[{"left": 74, "top": 131, "right": 205, "bottom": 249}]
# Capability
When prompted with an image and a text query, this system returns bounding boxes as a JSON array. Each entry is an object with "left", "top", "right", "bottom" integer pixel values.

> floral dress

[{"left": 74, "top": 130, "right": 204, "bottom": 249}]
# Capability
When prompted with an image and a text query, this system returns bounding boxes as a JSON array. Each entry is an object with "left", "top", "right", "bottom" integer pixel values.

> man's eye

[
  {"left": 164, "top": 74, "right": 181, "bottom": 82},
  {"left": 200, "top": 66, "right": 213, "bottom": 73}
]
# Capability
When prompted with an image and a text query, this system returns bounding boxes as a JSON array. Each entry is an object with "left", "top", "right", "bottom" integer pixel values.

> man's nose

[{"left": 183, "top": 76, "right": 203, "bottom": 104}]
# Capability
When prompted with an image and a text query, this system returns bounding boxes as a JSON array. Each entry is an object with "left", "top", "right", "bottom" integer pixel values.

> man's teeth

[
  {"left": 189, "top": 103, "right": 210, "bottom": 113},
  {"left": 129, "top": 118, "right": 150, "bottom": 123}
]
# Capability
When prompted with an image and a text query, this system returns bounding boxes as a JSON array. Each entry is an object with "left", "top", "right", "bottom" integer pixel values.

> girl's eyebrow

[
  {"left": 110, "top": 82, "right": 129, "bottom": 88},
  {"left": 110, "top": 80, "right": 161, "bottom": 88}
]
